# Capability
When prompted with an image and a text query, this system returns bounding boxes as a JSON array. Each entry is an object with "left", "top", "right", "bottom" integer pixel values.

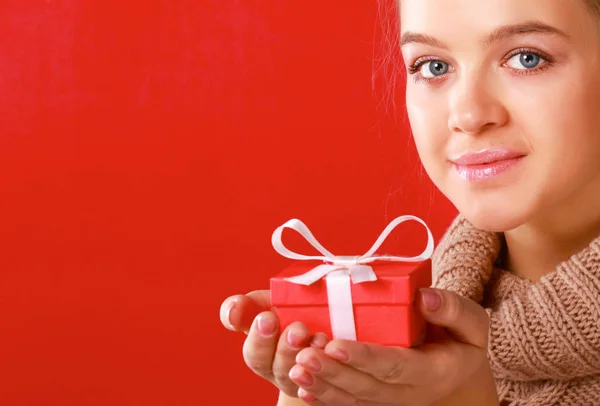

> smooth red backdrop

[{"left": 0, "top": 1, "right": 457, "bottom": 405}]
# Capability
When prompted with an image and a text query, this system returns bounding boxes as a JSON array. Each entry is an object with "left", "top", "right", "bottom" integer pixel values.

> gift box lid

[{"left": 270, "top": 260, "right": 432, "bottom": 306}]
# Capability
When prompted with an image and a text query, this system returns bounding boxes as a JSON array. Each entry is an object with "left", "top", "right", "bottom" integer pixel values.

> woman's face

[{"left": 401, "top": 0, "right": 600, "bottom": 231}]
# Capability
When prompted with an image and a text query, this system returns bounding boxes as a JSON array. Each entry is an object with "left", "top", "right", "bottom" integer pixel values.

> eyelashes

[
  {"left": 408, "top": 58, "right": 452, "bottom": 84},
  {"left": 407, "top": 56, "right": 443, "bottom": 75},
  {"left": 407, "top": 48, "right": 556, "bottom": 84}
]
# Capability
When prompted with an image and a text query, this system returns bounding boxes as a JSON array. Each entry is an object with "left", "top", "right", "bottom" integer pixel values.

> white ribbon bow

[{"left": 271, "top": 215, "right": 434, "bottom": 341}]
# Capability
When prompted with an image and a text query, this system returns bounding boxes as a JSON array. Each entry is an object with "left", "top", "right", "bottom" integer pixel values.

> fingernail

[
  {"left": 289, "top": 365, "right": 314, "bottom": 387},
  {"left": 297, "top": 352, "right": 321, "bottom": 372},
  {"left": 325, "top": 347, "right": 348, "bottom": 362},
  {"left": 420, "top": 288, "right": 442, "bottom": 311},
  {"left": 298, "top": 387, "right": 317, "bottom": 402},
  {"left": 310, "top": 333, "right": 328, "bottom": 349},
  {"left": 257, "top": 314, "right": 276, "bottom": 337},
  {"left": 287, "top": 330, "right": 307, "bottom": 349},
  {"left": 220, "top": 298, "right": 238, "bottom": 330}
]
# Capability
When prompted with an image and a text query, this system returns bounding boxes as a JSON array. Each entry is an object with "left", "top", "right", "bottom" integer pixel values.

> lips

[
  {"left": 450, "top": 149, "right": 525, "bottom": 165},
  {"left": 450, "top": 149, "right": 526, "bottom": 181}
]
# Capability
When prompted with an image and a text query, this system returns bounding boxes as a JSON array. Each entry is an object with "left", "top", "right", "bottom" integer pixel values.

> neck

[{"left": 503, "top": 180, "right": 600, "bottom": 282}]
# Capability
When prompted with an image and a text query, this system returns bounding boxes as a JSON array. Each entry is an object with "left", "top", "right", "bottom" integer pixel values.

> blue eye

[
  {"left": 421, "top": 60, "right": 449, "bottom": 77},
  {"left": 507, "top": 52, "right": 544, "bottom": 70}
]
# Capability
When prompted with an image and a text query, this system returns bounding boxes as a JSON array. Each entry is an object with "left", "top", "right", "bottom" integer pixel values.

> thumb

[
  {"left": 220, "top": 290, "right": 271, "bottom": 333},
  {"left": 418, "top": 288, "right": 489, "bottom": 348}
]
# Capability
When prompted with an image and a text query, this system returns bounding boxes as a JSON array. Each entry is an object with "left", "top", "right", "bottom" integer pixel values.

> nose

[{"left": 447, "top": 77, "right": 508, "bottom": 135}]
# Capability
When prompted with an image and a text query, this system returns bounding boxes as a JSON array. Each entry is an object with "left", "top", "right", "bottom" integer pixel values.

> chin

[{"left": 455, "top": 199, "right": 530, "bottom": 233}]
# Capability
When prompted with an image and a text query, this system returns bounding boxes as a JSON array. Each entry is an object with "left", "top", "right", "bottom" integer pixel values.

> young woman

[{"left": 220, "top": 0, "right": 600, "bottom": 404}]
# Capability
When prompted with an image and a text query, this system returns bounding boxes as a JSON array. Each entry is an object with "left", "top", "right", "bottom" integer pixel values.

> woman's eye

[
  {"left": 420, "top": 60, "right": 449, "bottom": 78},
  {"left": 505, "top": 52, "right": 544, "bottom": 70}
]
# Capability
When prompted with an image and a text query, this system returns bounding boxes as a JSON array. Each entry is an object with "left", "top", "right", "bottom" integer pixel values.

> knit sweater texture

[{"left": 431, "top": 215, "right": 600, "bottom": 406}]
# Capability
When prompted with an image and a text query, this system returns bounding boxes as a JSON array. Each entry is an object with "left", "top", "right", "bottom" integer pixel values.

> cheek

[
  {"left": 534, "top": 105, "right": 600, "bottom": 187},
  {"left": 509, "top": 73, "right": 600, "bottom": 199},
  {"left": 514, "top": 73, "right": 600, "bottom": 162},
  {"left": 406, "top": 89, "right": 450, "bottom": 182}
]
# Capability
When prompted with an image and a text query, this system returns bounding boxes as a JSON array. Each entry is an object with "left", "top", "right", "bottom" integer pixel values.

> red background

[{"left": 0, "top": 1, "right": 456, "bottom": 405}]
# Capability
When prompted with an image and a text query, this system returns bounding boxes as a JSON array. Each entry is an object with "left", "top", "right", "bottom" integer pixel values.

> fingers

[
  {"left": 279, "top": 390, "right": 326, "bottom": 406},
  {"left": 220, "top": 290, "right": 270, "bottom": 332},
  {"left": 290, "top": 364, "right": 359, "bottom": 406},
  {"left": 272, "top": 322, "right": 312, "bottom": 396},
  {"left": 296, "top": 340, "right": 485, "bottom": 405},
  {"left": 418, "top": 288, "right": 489, "bottom": 348},
  {"left": 242, "top": 311, "right": 279, "bottom": 381},
  {"left": 309, "top": 333, "right": 329, "bottom": 349},
  {"left": 297, "top": 389, "right": 326, "bottom": 406},
  {"left": 246, "top": 289, "right": 271, "bottom": 308},
  {"left": 291, "top": 346, "right": 400, "bottom": 403},
  {"left": 321, "top": 339, "right": 425, "bottom": 385},
  {"left": 243, "top": 313, "right": 326, "bottom": 398}
]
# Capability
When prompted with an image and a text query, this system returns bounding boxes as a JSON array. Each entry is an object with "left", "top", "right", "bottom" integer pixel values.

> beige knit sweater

[{"left": 431, "top": 215, "right": 600, "bottom": 406}]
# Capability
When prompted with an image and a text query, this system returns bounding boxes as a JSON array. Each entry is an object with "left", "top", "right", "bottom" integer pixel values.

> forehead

[{"left": 399, "top": 0, "right": 592, "bottom": 39}]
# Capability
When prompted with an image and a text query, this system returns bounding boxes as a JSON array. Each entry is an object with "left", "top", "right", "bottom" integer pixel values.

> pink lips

[{"left": 450, "top": 149, "right": 525, "bottom": 181}]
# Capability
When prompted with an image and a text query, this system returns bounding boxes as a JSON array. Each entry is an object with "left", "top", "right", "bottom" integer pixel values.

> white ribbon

[{"left": 272, "top": 215, "right": 434, "bottom": 341}]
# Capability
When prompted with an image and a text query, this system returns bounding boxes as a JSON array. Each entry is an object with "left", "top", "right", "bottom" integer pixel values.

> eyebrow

[{"left": 400, "top": 20, "right": 570, "bottom": 49}]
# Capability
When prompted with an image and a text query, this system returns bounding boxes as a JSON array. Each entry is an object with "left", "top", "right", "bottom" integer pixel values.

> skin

[
  {"left": 221, "top": 0, "right": 600, "bottom": 404},
  {"left": 403, "top": 0, "right": 600, "bottom": 281}
]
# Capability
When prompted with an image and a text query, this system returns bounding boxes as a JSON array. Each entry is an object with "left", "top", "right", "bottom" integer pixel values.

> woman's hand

[
  {"left": 288, "top": 288, "right": 498, "bottom": 406},
  {"left": 220, "top": 291, "right": 329, "bottom": 398}
]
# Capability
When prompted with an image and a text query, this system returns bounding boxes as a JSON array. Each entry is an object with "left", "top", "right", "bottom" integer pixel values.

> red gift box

[
  {"left": 269, "top": 215, "right": 434, "bottom": 348},
  {"left": 271, "top": 259, "right": 431, "bottom": 347}
]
